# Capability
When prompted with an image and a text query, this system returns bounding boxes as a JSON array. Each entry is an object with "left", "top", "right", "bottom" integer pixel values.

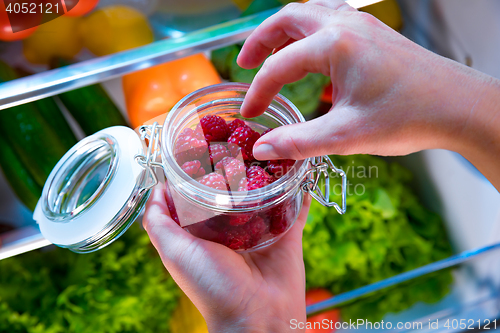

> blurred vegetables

[
  {"left": 303, "top": 154, "right": 453, "bottom": 321},
  {"left": 361, "top": 0, "right": 403, "bottom": 31},
  {"left": 23, "top": 16, "right": 83, "bottom": 64},
  {"left": 58, "top": 84, "right": 129, "bottom": 135},
  {"left": 170, "top": 292, "right": 208, "bottom": 333},
  {"left": 123, "top": 53, "right": 221, "bottom": 128},
  {"left": 211, "top": 44, "right": 329, "bottom": 116},
  {"left": 79, "top": 5, "right": 153, "bottom": 56},
  {"left": 0, "top": 131, "right": 42, "bottom": 211},
  {"left": 230, "top": 0, "right": 253, "bottom": 11},
  {"left": 0, "top": 61, "right": 76, "bottom": 189},
  {"left": 306, "top": 289, "right": 339, "bottom": 333},
  {"left": 33, "top": 96, "right": 77, "bottom": 149},
  {"left": 53, "top": 58, "right": 129, "bottom": 135},
  {"left": 0, "top": 224, "right": 180, "bottom": 333},
  {"left": 63, "top": 0, "right": 100, "bottom": 16},
  {"left": 239, "top": 0, "right": 281, "bottom": 16}
]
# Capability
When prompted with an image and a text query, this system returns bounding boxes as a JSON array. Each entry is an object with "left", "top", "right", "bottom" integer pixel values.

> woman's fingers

[
  {"left": 240, "top": 32, "right": 333, "bottom": 118},
  {"left": 237, "top": 2, "right": 336, "bottom": 70},
  {"left": 143, "top": 183, "right": 199, "bottom": 270},
  {"left": 307, "top": 0, "right": 357, "bottom": 11},
  {"left": 253, "top": 105, "right": 360, "bottom": 160}
]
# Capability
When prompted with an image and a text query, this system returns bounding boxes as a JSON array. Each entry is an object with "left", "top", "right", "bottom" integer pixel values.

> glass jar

[{"left": 34, "top": 83, "right": 346, "bottom": 253}]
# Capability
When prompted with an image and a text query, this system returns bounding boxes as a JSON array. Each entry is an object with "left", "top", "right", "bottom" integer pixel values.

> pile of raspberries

[
  {"left": 174, "top": 115, "right": 295, "bottom": 192},
  {"left": 171, "top": 115, "right": 297, "bottom": 250}
]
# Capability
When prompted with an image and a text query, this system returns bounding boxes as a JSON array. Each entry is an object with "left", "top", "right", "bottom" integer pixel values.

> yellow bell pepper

[
  {"left": 170, "top": 292, "right": 208, "bottom": 333},
  {"left": 361, "top": 0, "right": 403, "bottom": 31},
  {"left": 78, "top": 5, "right": 153, "bottom": 57},
  {"left": 22, "top": 16, "right": 83, "bottom": 64}
]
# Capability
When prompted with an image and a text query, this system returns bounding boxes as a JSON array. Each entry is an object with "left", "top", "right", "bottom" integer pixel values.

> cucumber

[
  {"left": 0, "top": 130, "right": 42, "bottom": 211},
  {"left": 53, "top": 58, "right": 129, "bottom": 135},
  {"left": 0, "top": 60, "right": 74, "bottom": 187},
  {"left": 12, "top": 64, "right": 78, "bottom": 150},
  {"left": 33, "top": 97, "right": 77, "bottom": 150},
  {"left": 58, "top": 83, "right": 129, "bottom": 135}
]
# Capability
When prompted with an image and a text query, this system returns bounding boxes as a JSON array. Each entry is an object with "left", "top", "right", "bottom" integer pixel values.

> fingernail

[{"left": 254, "top": 143, "right": 281, "bottom": 160}]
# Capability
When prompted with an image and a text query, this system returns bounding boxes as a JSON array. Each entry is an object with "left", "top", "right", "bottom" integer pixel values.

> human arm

[{"left": 237, "top": 0, "right": 500, "bottom": 190}]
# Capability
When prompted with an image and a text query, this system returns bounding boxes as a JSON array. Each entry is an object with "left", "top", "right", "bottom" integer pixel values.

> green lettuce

[
  {"left": 0, "top": 224, "right": 179, "bottom": 333},
  {"left": 303, "top": 154, "right": 453, "bottom": 321}
]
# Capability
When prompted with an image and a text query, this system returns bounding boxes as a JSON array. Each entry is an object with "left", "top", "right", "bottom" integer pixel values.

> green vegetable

[
  {"left": 33, "top": 97, "right": 77, "bottom": 150},
  {"left": 58, "top": 84, "right": 129, "bottom": 136},
  {"left": 302, "top": 154, "right": 453, "bottom": 321},
  {"left": 54, "top": 59, "right": 129, "bottom": 136},
  {"left": 211, "top": 44, "right": 330, "bottom": 116},
  {"left": 240, "top": 0, "right": 281, "bottom": 17},
  {"left": 0, "top": 61, "right": 76, "bottom": 188},
  {"left": 0, "top": 131, "right": 42, "bottom": 211},
  {"left": 0, "top": 224, "right": 180, "bottom": 333}
]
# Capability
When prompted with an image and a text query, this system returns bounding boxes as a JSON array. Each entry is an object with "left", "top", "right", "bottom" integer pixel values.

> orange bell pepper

[{"left": 123, "top": 53, "right": 221, "bottom": 128}]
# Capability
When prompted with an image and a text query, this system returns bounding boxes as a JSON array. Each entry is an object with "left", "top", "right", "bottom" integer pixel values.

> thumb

[{"left": 253, "top": 107, "right": 358, "bottom": 160}]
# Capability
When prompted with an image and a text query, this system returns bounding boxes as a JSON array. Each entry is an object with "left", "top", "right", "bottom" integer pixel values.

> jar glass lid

[{"left": 34, "top": 126, "right": 149, "bottom": 252}]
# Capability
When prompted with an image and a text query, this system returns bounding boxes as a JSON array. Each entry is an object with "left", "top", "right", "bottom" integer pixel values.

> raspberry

[
  {"left": 215, "top": 157, "right": 246, "bottom": 187},
  {"left": 245, "top": 159, "right": 263, "bottom": 169},
  {"left": 261, "top": 128, "right": 273, "bottom": 136},
  {"left": 246, "top": 165, "right": 267, "bottom": 179},
  {"left": 228, "top": 127, "right": 260, "bottom": 161},
  {"left": 164, "top": 187, "right": 180, "bottom": 226},
  {"left": 200, "top": 115, "right": 230, "bottom": 143},
  {"left": 205, "top": 215, "right": 230, "bottom": 232},
  {"left": 228, "top": 119, "right": 249, "bottom": 134},
  {"left": 247, "top": 177, "right": 272, "bottom": 191},
  {"left": 269, "top": 202, "right": 289, "bottom": 235},
  {"left": 220, "top": 228, "right": 252, "bottom": 250},
  {"left": 244, "top": 216, "right": 267, "bottom": 243},
  {"left": 267, "top": 159, "right": 295, "bottom": 177},
  {"left": 222, "top": 216, "right": 268, "bottom": 249},
  {"left": 174, "top": 128, "right": 208, "bottom": 165},
  {"left": 229, "top": 213, "right": 253, "bottom": 226},
  {"left": 237, "top": 177, "right": 248, "bottom": 191},
  {"left": 246, "top": 165, "right": 273, "bottom": 190},
  {"left": 198, "top": 172, "right": 228, "bottom": 191},
  {"left": 181, "top": 160, "right": 206, "bottom": 178},
  {"left": 208, "top": 143, "right": 230, "bottom": 167}
]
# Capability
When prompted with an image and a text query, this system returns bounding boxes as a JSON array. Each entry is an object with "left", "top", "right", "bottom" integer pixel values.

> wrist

[
  {"left": 439, "top": 63, "right": 500, "bottom": 153},
  {"left": 205, "top": 304, "right": 306, "bottom": 333},
  {"left": 436, "top": 60, "right": 500, "bottom": 187}
]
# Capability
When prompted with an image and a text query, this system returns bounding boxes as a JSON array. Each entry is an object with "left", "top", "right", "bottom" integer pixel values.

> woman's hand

[
  {"left": 143, "top": 183, "right": 311, "bottom": 333},
  {"left": 238, "top": 0, "right": 500, "bottom": 189}
]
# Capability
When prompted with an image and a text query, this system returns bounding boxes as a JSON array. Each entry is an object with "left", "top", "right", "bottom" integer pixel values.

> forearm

[{"left": 438, "top": 60, "right": 500, "bottom": 190}]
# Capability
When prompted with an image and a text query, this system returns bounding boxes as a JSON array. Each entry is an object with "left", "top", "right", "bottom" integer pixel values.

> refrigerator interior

[{"left": 0, "top": 0, "right": 500, "bottom": 329}]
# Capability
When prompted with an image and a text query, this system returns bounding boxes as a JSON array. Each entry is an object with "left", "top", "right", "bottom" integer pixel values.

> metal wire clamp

[
  {"left": 301, "top": 156, "right": 347, "bottom": 214},
  {"left": 135, "top": 122, "right": 164, "bottom": 190}
]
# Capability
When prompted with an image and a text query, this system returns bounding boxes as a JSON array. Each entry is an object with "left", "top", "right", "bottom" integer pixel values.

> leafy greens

[
  {"left": 303, "top": 154, "right": 453, "bottom": 321},
  {"left": 0, "top": 224, "right": 179, "bottom": 333}
]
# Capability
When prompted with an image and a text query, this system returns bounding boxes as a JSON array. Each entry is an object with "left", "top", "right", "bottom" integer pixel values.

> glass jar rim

[{"left": 160, "top": 82, "right": 309, "bottom": 212}]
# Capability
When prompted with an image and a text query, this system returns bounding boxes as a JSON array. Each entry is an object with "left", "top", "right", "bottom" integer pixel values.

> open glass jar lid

[{"left": 34, "top": 83, "right": 347, "bottom": 253}]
